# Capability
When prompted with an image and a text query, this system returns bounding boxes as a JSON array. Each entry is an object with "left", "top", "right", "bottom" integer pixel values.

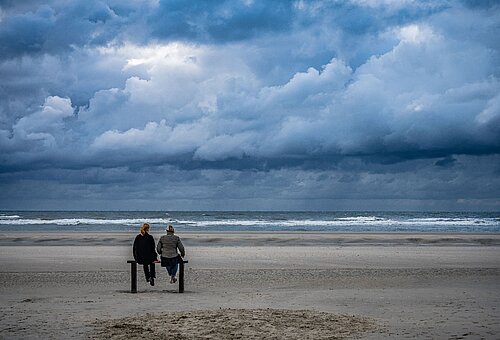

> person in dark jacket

[
  {"left": 157, "top": 225, "right": 185, "bottom": 284},
  {"left": 133, "top": 223, "right": 158, "bottom": 286}
]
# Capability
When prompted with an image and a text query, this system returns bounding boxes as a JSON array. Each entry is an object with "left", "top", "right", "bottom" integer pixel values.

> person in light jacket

[
  {"left": 157, "top": 224, "right": 185, "bottom": 284},
  {"left": 133, "top": 223, "right": 158, "bottom": 286}
]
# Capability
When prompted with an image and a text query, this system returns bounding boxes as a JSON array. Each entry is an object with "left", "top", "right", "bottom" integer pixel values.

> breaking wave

[{"left": 0, "top": 212, "right": 498, "bottom": 232}]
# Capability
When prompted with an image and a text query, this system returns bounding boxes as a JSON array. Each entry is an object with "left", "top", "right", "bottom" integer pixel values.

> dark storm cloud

[
  {"left": 435, "top": 156, "right": 457, "bottom": 168},
  {"left": 0, "top": 1, "right": 120, "bottom": 59},
  {"left": 0, "top": 155, "right": 498, "bottom": 211},
  {"left": 148, "top": 0, "right": 448, "bottom": 45},
  {"left": 0, "top": 0, "right": 499, "bottom": 210},
  {"left": 461, "top": 0, "right": 500, "bottom": 9},
  {"left": 0, "top": 0, "right": 139, "bottom": 127},
  {"left": 151, "top": 0, "right": 294, "bottom": 42}
]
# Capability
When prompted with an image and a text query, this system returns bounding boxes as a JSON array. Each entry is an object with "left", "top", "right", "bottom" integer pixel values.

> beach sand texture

[
  {"left": 92, "top": 309, "right": 376, "bottom": 339},
  {"left": 0, "top": 232, "right": 499, "bottom": 339}
]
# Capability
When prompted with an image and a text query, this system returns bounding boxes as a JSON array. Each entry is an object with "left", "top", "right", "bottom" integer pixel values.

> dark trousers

[
  {"left": 142, "top": 263, "right": 156, "bottom": 281},
  {"left": 162, "top": 256, "right": 179, "bottom": 277}
]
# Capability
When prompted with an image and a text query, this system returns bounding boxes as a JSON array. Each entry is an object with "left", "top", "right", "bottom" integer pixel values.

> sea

[{"left": 0, "top": 211, "right": 499, "bottom": 233}]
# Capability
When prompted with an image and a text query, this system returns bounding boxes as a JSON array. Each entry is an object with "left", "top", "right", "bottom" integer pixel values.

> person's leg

[
  {"left": 149, "top": 263, "right": 155, "bottom": 286},
  {"left": 170, "top": 263, "right": 178, "bottom": 278},
  {"left": 169, "top": 257, "right": 179, "bottom": 283},
  {"left": 150, "top": 263, "right": 156, "bottom": 278},
  {"left": 143, "top": 264, "right": 150, "bottom": 282}
]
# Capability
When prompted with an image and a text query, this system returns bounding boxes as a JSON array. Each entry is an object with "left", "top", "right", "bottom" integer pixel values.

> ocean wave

[
  {"left": 0, "top": 217, "right": 174, "bottom": 226},
  {"left": 401, "top": 218, "right": 499, "bottom": 226},
  {"left": 0, "top": 214, "right": 498, "bottom": 231},
  {"left": 0, "top": 215, "right": 21, "bottom": 219},
  {"left": 175, "top": 217, "right": 500, "bottom": 228}
]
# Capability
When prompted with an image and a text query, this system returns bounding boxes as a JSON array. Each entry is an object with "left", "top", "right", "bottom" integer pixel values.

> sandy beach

[{"left": 0, "top": 232, "right": 499, "bottom": 339}]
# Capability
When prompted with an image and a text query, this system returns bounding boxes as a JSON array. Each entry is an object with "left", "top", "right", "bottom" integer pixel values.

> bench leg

[
  {"left": 179, "top": 261, "right": 185, "bottom": 293},
  {"left": 130, "top": 261, "right": 137, "bottom": 293}
]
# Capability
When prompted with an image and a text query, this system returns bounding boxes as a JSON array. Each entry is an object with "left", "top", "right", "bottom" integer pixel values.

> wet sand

[
  {"left": 0, "top": 232, "right": 499, "bottom": 339},
  {"left": 1, "top": 231, "right": 500, "bottom": 247}
]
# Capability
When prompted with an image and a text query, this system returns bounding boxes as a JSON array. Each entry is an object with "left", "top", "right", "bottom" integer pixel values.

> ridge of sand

[{"left": 91, "top": 308, "right": 378, "bottom": 340}]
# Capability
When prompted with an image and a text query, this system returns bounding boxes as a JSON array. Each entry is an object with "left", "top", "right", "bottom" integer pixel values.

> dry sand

[
  {"left": 92, "top": 309, "right": 376, "bottom": 339},
  {"left": 0, "top": 232, "right": 499, "bottom": 339}
]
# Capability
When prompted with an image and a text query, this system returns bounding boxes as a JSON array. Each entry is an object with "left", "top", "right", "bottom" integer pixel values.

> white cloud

[
  {"left": 476, "top": 93, "right": 500, "bottom": 125},
  {"left": 194, "top": 131, "right": 258, "bottom": 161},
  {"left": 260, "top": 58, "right": 352, "bottom": 107},
  {"left": 351, "top": 0, "right": 416, "bottom": 9},
  {"left": 92, "top": 119, "right": 211, "bottom": 156},
  {"left": 9, "top": 96, "right": 73, "bottom": 149},
  {"left": 397, "top": 24, "right": 437, "bottom": 44}
]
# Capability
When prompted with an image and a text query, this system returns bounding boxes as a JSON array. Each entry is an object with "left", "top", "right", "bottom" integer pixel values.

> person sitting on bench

[
  {"left": 133, "top": 223, "right": 158, "bottom": 286},
  {"left": 157, "top": 225, "right": 185, "bottom": 284}
]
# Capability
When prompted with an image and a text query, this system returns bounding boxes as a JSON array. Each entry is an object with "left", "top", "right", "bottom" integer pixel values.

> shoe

[
  {"left": 150, "top": 278, "right": 155, "bottom": 286},
  {"left": 172, "top": 277, "right": 177, "bottom": 283},
  {"left": 169, "top": 277, "right": 174, "bottom": 284},
  {"left": 146, "top": 277, "right": 150, "bottom": 282}
]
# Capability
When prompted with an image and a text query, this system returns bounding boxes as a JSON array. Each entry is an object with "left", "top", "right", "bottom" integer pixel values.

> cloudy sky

[{"left": 0, "top": 0, "right": 499, "bottom": 211}]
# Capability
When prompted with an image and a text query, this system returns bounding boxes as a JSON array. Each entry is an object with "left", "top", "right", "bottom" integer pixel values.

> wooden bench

[{"left": 127, "top": 259, "right": 188, "bottom": 293}]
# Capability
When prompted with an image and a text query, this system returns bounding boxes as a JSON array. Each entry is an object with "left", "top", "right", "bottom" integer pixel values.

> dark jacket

[{"left": 133, "top": 233, "right": 157, "bottom": 264}]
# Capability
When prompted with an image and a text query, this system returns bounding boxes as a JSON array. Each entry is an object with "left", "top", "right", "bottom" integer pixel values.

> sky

[{"left": 0, "top": 0, "right": 499, "bottom": 211}]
